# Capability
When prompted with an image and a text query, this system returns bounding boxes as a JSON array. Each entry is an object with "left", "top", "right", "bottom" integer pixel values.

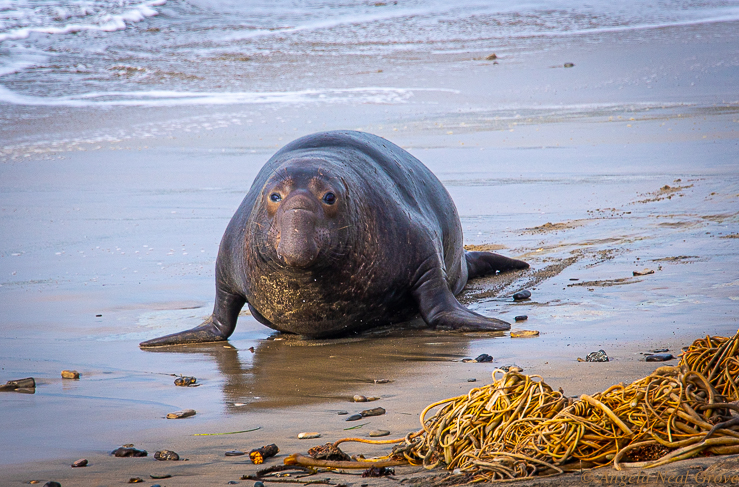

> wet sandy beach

[{"left": 1, "top": 15, "right": 739, "bottom": 486}]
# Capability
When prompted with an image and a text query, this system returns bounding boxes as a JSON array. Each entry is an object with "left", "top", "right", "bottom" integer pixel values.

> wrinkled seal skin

[{"left": 140, "top": 131, "right": 529, "bottom": 347}]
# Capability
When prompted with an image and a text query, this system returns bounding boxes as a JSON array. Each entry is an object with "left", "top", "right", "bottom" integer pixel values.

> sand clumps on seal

[{"left": 288, "top": 330, "right": 739, "bottom": 482}]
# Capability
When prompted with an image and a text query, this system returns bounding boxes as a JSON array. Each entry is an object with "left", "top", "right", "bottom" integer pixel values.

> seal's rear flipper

[
  {"left": 139, "top": 290, "right": 245, "bottom": 348},
  {"left": 412, "top": 272, "right": 511, "bottom": 332},
  {"left": 465, "top": 251, "right": 529, "bottom": 280}
]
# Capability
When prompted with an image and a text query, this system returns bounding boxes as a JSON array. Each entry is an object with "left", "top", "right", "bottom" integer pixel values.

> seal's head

[{"left": 255, "top": 159, "right": 352, "bottom": 270}]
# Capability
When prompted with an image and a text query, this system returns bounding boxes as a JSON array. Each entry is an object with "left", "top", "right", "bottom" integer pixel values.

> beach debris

[
  {"left": 154, "top": 450, "right": 180, "bottom": 461},
  {"left": 584, "top": 349, "right": 609, "bottom": 362},
  {"left": 71, "top": 458, "right": 88, "bottom": 467},
  {"left": 61, "top": 370, "right": 80, "bottom": 380},
  {"left": 225, "top": 450, "right": 245, "bottom": 456},
  {"left": 511, "top": 330, "right": 539, "bottom": 338},
  {"left": 645, "top": 353, "right": 676, "bottom": 362},
  {"left": 111, "top": 446, "right": 147, "bottom": 457},
  {"left": 166, "top": 409, "right": 196, "bottom": 419},
  {"left": 485, "top": 53, "right": 497, "bottom": 61},
  {"left": 369, "top": 430, "right": 390, "bottom": 437},
  {"left": 43, "top": 483, "right": 61, "bottom": 487},
  {"left": 374, "top": 378, "right": 392, "bottom": 384},
  {"left": 513, "top": 290, "right": 531, "bottom": 301},
  {"left": 564, "top": 62, "right": 575, "bottom": 67},
  {"left": 249, "top": 444, "right": 279, "bottom": 464},
  {"left": 128, "top": 478, "right": 143, "bottom": 483},
  {"left": 514, "top": 315, "right": 528, "bottom": 322},
  {"left": 346, "top": 413, "right": 363, "bottom": 421},
  {"left": 150, "top": 474, "right": 172, "bottom": 479},
  {"left": 285, "top": 453, "right": 405, "bottom": 469},
  {"left": 337, "top": 410, "right": 348, "bottom": 415},
  {"left": 360, "top": 407, "right": 386, "bottom": 418},
  {"left": 633, "top": 268, "right": 655, "bottom": 276},
  {"left": 298, "top": 432, "right": 321, "bottom": 439},
  {"left": 0, "top": 377, "right": 35, "bottom": 393},
  {"left": 174, "top": 376, "right": 197, "bottom": 387},
  {"left": 344, "top": 422, "right": 369, "bottom": 430},
  {"left": 498, "top": 365, "right": 522, "bottom": 372},
  {"left": 309, "top": 443, "right": 352, "bottom": 461},
  {"left": 467, "top": 378, "right": 477, "bottom": 382},
  {"left": 362, "top": 466, "right": 395, "bottom": 477}
]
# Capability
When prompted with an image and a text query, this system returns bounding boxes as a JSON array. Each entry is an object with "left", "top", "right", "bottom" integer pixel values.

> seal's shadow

[{"left": 142, "top": 327, "right": 494, "bottom": 412}]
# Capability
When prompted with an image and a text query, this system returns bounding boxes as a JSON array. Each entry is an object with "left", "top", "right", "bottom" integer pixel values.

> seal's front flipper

[
  {"left": 139, "top": 290, "right": 246, "bottom": 348},
  {"left": 465, "top": 251, "right": 529, "bottom": 280},
  {"left": 412, "top": 272, "right": 510, "bottom": 332}
]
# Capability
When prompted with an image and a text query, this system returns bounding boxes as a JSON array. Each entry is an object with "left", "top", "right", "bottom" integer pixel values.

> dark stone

[
  {"left": 43, "top": 483, "right": 61, "bottom": 487},
  {"left": 111, "top": 447, "right": 148, "bottom": 457},
  {"left": 150, "top": 474, "right": 172, "bottom": 479},
  {"left": 514, "top": 315, "right": 528, "bottom": 321},
  {"left": 585, "top": 350, "right": 609, "bottom": 362},
  {"left": 646, "top": 353, "right": 675, "bottom": 362},
  {"left": 337, "top": 410, "right": 348, "bottom": 415},
  {"left": 360, "top": 407, "right": 385, "bottom": 418},
  {"left": 174, "top": 376, "right": 197, "bottom": 387},
  {"left": 467, "top": 378, "right": 477, "bottom": 382},
  {"left": 71, "top": 458, "right": 88, "bottom": 467},
  {"left": 154, "top": 450, "right": 179, "bottom": 461},
  {"left": 474, "top": 353, "right": 493, "bottom": 363},
  {"left": 225, "top": 450, "right": 245, "bottom": 456},
  {"left": 513, "top": 290, "right": 531, "bottom": 301},
  {"left": 564, "top": 62, "right": 575, "bottom": 68},
  {"left": 346, "top": 413, "right": 363, "bottom": 421}
]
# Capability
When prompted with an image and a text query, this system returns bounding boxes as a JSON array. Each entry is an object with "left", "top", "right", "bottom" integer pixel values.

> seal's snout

[{"left": 276, "top": 193, "right": 321, "bottom": 268}]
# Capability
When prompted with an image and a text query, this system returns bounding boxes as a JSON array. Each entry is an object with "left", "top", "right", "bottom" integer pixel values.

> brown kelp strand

[{"left": 325, "top": 330, "right": 739, "bottom": 482}]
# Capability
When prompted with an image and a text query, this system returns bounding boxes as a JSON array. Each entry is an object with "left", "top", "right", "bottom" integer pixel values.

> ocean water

[{"left": 1, "top": 0, "right": 738, "bottom": 106}]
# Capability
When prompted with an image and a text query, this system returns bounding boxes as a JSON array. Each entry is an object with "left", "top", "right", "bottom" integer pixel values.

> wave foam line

[
  {"left": 0, "top": 0, "right": 166, "bottom": 43},
  {"left": 0, "top": 86, "right": 457, "bottom": 107}
]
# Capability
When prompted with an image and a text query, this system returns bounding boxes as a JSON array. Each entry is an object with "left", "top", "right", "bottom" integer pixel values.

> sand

[{"left": 1, "top": 20, "right": 739, "bottom": 487}]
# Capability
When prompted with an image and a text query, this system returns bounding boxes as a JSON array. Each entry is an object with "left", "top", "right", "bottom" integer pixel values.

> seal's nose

[{"left": 276, "top": 192, "right": 321, "bottom": 268}]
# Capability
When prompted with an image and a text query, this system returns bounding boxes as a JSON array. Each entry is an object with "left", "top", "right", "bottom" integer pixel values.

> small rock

[
  {"left": 474, "top": 353, "right": 493, "bottom": 363},
  {"left": 646, "top": 353, "right": 675, "bottom": 362},
  {"left": 353, "top": 394, "right": 368, "bottom": 402},
  {"left": 485, "top": 53, "right": 497, "bottom": 60},
  {"left": 228, "top": 482, "right": 239, "bottom": 485},
  {"left": 514, "top": 315, "right": 528, "bottom": 322},
  {"left": 633, "top": 269, "right": 655, "bottom": 276},
  {"left": 166, "top": 409, "right": 196, "bottom": 419},
  {"left": 111, "top": 447, "right": 147, "bottom": 457},
  {"left": 71, "top": 458, "right": 88, "bottom": 468},
  {"left": 337, "top": 410, "right": 348, "bottom": 415},
  {"left": 128, "top": 478, "right": 143, "bottom": 483},
  {"left": 467, "top": 378, "right": 477, "bottom": 382},
  {"left": 150, "top": 474, "right": 172, "bottom": 479},
  {"left": 154, "top": 450, "right": 179, "bottom": 461},
  {"left": 373, "top": 379, "right": 392, "bottom": 384},
  {"left": 651, "top": 348, "right": 669, "bottom": 353},
  {"left": 61, "top": 370, "right": 80, "bottom": 380},
  {"left": 152, "top": 485, "right": 162, "bottom": 487},
  {"left": 369, "top": 430, "right": 390, "bottom": 437},
  {"left": 513, "top": 290, "right": 531, "bottom": 301},
  {"left": 174, "top": 376, "right": 196, "bottom": 387},
  {"left": 360, "top": 407, "right": 385, "bottom": 418},
  {"left": 585, "top": 350, "right": 609, "bottom": 362},
  {"left": 254, "top": 482, "right": 265, "bottom": 487},
  {"left": 225, "top": 450, "right": 245, "bottom": 456},
  {"left": 499, "top": 365, "right": 523, "bottom": 373},
  {"left": 564, "top": 62, "right": 575, "bottom": 68},
  {"left": 346, "top": 413, "right": 363, "bottom": 421},
  {"left": 511, "top": 330, "right": 539, "bottom": 338},
  {"left": 298, "top": 432, "right": 321, "bottom": 439},
  {"left": 43, "top": 482, "right": 61, "bottom": 487}
]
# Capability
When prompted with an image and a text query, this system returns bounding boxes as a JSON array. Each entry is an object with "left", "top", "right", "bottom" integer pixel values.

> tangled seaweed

[{"left": 309, "top": 330, "right": 739, "bottom": 482}]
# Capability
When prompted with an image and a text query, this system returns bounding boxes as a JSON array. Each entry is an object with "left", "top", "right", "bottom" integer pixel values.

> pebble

[
  {"left": 43, "top": 483, "right": 61, "bottom": 487},
  {"left": 337, "top": 410, "right": 348, "bottom": 415},
  {"left": 646, "top": 353, "right": 676, "bottom": 362},
  {"left": 225, "top": 450, "right": 246, "bottom": 456},
  {"left": 150, "top": 474, "right": 172, "bottom": 479},
  {"left": 174, "top": 376, "right": 197, "bottom": 387},
  {"left": 564, "top": 62, "right": 575, "bottom": 68},
  {"left": 346, "top": 413, "right": 363, "bottom": 421},
  {"left": 633, "top": 269, "right": 655, "bottom": 276},
  {"left": 128, "top": 478, "right": 143, "bottom": 484},
  {"left": 154, "top": 450, "right": 179, "bottom": 461},
  {"left": 166, "top": 409, "right": 196, "bottom": 419},
  {"left": 360, "top": 407, "right": 386, "bottom": 418},
  {"left": 373, "top": 379, "right": 392, "bottom": 384},
  {"left": 510, "top": 330, "right": 539, "bottom": 338},
  {"left": 651, "top": 348, "right": 669, "bottom": 353},
  {"left": 499, "top": 365, "right": 523, "bottom": 373},
  {"left": 475, "top": 353, "right": 493, "bottom": 363},
  {"left": 353, "top": 395, "right": 367, "bottom": 402},
  {"left": 467, "top": 378, "right": 477, "bottom": 382},
  {"left": 486, "top": 53, "right": 497, "bottom": 60},
  {"left": 71, "top": 458, "right": 88, "bottom": 468},
  {"left": 369, "top": 430, "right": 390, "bottom": 437},
  {"left": 514, "top": 315, "right": 528, "bottom": 322},
  {"left": 61, "top": 370, "right": 80, "bottom": 380},
  {"left": 513, "top": 290, "right": 531, "bottom": 301},
  {"left": 585, "top": 350, "right": 609, "bottom": 362},
  {"left": 228, "top": 482, "right": 240, "bottom": 485},
  {"left": 254, "top": 482, "right": 265, "bottom": 487},
  {"left": 298, "top": 432, "right": 321, "bottom": 439},
  {"left": 152, "top": 485, "right": 162, "bottom": 487},
  {"left": 111, "top": 447, "right": 148, "bottom": 457}
]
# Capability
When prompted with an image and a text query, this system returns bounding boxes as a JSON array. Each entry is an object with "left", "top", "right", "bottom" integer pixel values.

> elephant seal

[{"left": 140, "top": 131, "right": 528, "bottom": 347}]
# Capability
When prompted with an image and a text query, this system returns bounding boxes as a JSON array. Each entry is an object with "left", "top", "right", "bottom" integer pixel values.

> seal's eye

[
  {"left": 270, "top": 193, "right": 282, "bottom": 203},
  {"left": 322, "top": 192, "right": 336, "bottom": 205}
]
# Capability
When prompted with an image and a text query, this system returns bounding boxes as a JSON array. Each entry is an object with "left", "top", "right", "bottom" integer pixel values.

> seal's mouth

[{"left": 276, "top": 208, "right": 320, "bottom": 268}]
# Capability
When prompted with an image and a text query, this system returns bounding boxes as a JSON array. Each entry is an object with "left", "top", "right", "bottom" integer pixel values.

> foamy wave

[
  {"left": 0, "top": 0, "right": 166, "bottom": 42},
  {"left": 0, "top": 86, "right": 456, "bottom": 107}
]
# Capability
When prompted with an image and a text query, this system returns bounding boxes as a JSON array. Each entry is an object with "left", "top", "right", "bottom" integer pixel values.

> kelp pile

[{"left": 324, "top": 330, "right": 739, "bottom": 482}]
